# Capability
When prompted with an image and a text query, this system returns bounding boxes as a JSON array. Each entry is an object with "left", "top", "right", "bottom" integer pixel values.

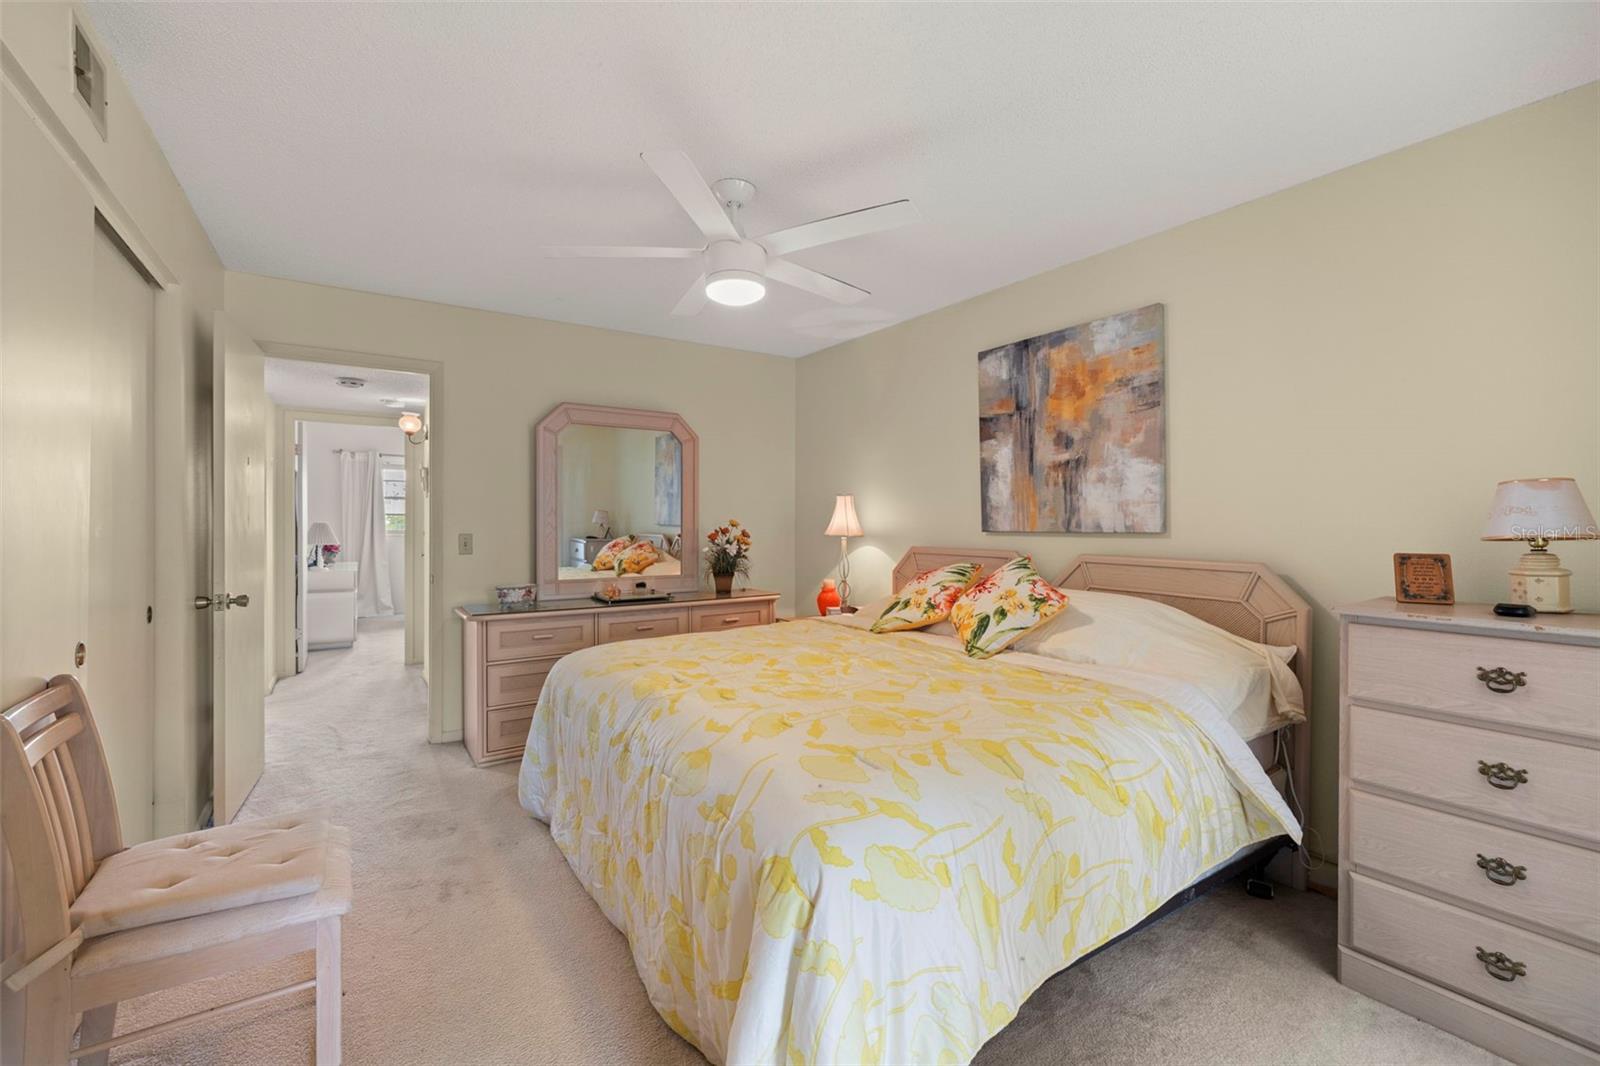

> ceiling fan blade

[
  {"left": 670, "top": 275, "right": 709, "bottom": 317},
  {"left": 542, "top": 246, "right": 702, "bottom": 259},
  {"left": 765, "top": 259, "right": 870, "bottom": 304},
  {"left": 758, "top": 199, "right": 919, "bottom": 258},
  {"left": 641, "top": 151, "right": 740, "bottom": 243}
]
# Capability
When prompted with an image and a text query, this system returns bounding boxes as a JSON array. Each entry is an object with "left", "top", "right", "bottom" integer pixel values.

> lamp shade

[
  {"left": 591, "top": 509, "right": 610, "bottom": 528},
  {"left": 824, "top": 494, "right": 863, "bottom": 538},
  {"left": 1481, "top": 478, "right": 1598, "bottom": 541},
  {"left": 307, "top": 521, "right": 339, "bottom": 548}
]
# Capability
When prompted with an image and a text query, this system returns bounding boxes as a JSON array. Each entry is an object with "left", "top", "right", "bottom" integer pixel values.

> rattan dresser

[{"left": 1336, "top": 599, "right": 1600, "bottom": 1065}]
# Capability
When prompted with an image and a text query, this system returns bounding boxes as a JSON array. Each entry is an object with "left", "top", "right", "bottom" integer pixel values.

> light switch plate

[{"left": 457, "top": 533, "right": 474, "bottom": 555}]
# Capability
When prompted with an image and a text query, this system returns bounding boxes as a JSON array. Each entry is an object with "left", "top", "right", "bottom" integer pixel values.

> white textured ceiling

[
  {"left": 264, "top": 357, "right": 429, "bottom": 416},
  {"left": 87, "top": 3, "right": 1597, "bottom": 357}
]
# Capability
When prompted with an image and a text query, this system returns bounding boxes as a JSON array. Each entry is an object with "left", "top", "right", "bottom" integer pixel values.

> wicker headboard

[
  {"left": 891, "top": 545, "right": 1023, "bottom": 590},
  {"left": 1056, "top": 555, "right": 1312, "bottom": 709}
]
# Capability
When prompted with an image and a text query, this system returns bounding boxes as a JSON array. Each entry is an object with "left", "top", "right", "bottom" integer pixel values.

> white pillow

[{"left": 1012, "top": 588, "right": 1303, "bottom": 738}]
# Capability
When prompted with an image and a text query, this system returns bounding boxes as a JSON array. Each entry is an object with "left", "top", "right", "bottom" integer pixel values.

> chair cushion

[
  {"left": 71, "top": 810, "right": 332, "bottom": 937},
  {"left": 73, "top": 827, "right": 352, "bottom": 977}
]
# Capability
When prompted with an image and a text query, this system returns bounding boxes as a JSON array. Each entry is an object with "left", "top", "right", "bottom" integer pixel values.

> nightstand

[{"left": 569, "top": 536, "right": 606, "bottom": 567}]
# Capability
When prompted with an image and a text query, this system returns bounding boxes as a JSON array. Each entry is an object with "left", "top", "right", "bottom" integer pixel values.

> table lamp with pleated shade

[
  {"left": 825, "top": 494, "right": 863, "bottom": 606},
  {"left": 1481, "top": 478, "right": 1597, "bottom": 613}
]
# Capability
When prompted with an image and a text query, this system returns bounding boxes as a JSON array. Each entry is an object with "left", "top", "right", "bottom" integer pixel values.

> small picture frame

[{"left": 1394, "top": 553, "right": 1455, "bottom": 605}]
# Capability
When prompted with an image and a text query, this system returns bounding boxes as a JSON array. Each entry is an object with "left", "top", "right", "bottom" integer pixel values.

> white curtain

[{"left": 339, "top": 449, "right": 394, "bottom": 617}]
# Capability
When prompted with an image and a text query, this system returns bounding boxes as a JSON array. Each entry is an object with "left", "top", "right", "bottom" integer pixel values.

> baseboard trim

[
  {"left": 435, "top": 730, "right": 462, "bottom": 744},
  {"left": 1338, "top": 948, "right": 1598, "bottom": 1066}
]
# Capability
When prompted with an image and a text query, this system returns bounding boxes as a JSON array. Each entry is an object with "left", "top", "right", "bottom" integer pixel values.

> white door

[
  {"left": 210, "top": 312, "right": 269, "bottom": 824},
  {"left": 89, "top": 223, "right": 156, "bottom": 842}
]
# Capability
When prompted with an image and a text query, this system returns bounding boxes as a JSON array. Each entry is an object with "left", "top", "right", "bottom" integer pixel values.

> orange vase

[{"left": 816, "top": 579, "right": 841, "bottom": 616}]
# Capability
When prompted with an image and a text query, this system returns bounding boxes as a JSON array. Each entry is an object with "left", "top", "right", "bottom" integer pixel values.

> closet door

[
  {"left": 0, "top": 86, "right": 91, "bottom": 712},
  {"left": 88, "top": 221, "right": 157, "bottom": 844}
]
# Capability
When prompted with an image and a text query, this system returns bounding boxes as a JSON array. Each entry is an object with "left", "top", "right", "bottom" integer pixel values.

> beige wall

[
  {"left": 2, "top": 3, "right": 224, "bottom": 835},
  {"left": 223, "top": 273, "right": 798, "bottom": 739},
  {"left": 794, "top": 84, "right": 1600, "bottom": 862}
]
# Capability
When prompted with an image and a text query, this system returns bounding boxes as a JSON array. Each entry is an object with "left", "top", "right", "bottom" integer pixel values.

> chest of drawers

[
  {"left": 1337, "top": 599, "right": 1600, "bottom": 1065},
  {"left": 456, "top": 589, "right": 779, "bottom": 766}
]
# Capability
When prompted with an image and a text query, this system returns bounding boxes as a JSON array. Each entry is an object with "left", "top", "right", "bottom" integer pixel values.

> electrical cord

[{"left": 1275, "top": 724, "right": 1326, "bottom": 872}]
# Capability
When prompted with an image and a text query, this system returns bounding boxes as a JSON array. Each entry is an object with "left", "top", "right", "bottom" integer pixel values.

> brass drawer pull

[
  {"left": 1475, "top": 947, "right": 1526, "bottom": 982},
  {"left": 1478, "top": 760, "right": 1529, "bottom": 790},
  {"left": 1476, "top": 666, "right": 1526, "bottom": 694},
  {"left": 1476, "top": 854, "right": 1527, "bottom": 887}
]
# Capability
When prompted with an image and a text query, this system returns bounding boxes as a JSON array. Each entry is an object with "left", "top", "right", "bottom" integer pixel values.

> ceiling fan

[{"left": 543, "top": 151, "right": 920, "bottom": 315}]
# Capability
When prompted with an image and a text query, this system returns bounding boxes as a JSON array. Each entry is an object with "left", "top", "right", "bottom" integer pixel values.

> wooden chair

[{"left": 1, "top": 675, "right": 350, "bottom": 1064}]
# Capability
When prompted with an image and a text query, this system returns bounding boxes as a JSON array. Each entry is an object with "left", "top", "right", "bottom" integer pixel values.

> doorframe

[
  {"left": 258, "top": 342, "right": 450, "bottom": 743},
  {"left": 272, "top": 407, "right": 422, "bottom": 675}
]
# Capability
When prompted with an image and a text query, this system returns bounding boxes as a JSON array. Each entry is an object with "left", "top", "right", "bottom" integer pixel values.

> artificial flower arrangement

[
  {"left": 309, "top": 542, "right": 341, "bottom": 568},
  {"left": 704, "top": 519, "right": 752, "bottom": 593}
]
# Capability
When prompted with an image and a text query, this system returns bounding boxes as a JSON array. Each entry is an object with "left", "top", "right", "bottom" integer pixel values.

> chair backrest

[{"left": 2, "top": 676, "right": 123, "bottom": 911}]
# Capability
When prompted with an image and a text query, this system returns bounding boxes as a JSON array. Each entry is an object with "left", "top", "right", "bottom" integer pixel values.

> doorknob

[{"left": 194, "top": 593, "right": 250, "bottom": 611}]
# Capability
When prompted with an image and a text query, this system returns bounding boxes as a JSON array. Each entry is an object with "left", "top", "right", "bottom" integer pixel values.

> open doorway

[{"left": 263, "top": 358, "right": 431, "bottom": 738}]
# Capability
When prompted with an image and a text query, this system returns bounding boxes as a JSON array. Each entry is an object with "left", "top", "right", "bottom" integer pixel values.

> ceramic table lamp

[
  {"left": 1481, "top": 478, "right": 1598, "bottom": 613},
  {"left": 824, "top": 494, "right": 863, "bottom": 607},
  {"left": 591, "top": 509, "right": 611, "bottom": 539}
]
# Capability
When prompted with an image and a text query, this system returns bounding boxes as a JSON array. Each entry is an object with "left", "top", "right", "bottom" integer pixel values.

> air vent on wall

[
  {"left": 72, "top": 19, "right": 108, "bottom": 137},
  {"left": 335, "top": 377, "right": 367, "bottom": 389}
]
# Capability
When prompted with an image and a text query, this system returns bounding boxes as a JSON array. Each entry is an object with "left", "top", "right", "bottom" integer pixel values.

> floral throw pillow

[
  {"left": 870, "top": 562, "right": 985, "bottom": 633},
  {"left": 614, "top": 540, "right": 661, "bottom": 575},
  {"left": 951, "top": 557, "right": 1070, "bottom": 659},
  {"left": 590, "top": 536, "right": 634, "bottom": 572}
]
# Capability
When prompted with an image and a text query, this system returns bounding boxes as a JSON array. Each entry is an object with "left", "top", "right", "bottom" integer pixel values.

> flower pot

[
  {"left": 817, "top": 579, "right": 841, "bottom": 616},
  {"left": 713, "top": 573, "right": 734, "bottom": 596}
]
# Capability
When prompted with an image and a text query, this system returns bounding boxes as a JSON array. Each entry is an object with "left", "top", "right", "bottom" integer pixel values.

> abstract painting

[
  {"left": 653, "top": 433, "right": 682, "bottom": 528},
  {"left": 978, "top": 303, "right": 1165, "bottom": 533}
]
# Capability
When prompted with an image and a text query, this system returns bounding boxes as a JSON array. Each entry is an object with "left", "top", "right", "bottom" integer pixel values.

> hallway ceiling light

[{"left": 398, "top": 411, "right": 427, "bottom": 445}]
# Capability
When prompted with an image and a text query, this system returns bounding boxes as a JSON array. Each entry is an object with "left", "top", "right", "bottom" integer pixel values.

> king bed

[{"left": 518, "top": 547, "right": 1312, "bottom": 1065}]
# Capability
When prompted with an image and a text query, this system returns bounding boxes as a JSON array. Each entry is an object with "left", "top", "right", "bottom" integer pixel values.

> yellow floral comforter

[{"left": 519, "top": 619, "right": 1297, "bottom": 1065}]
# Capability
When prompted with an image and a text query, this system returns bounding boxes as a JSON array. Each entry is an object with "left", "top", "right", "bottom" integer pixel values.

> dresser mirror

[{"left": 535, "top": 403, "right": 699, "bottom": 600}]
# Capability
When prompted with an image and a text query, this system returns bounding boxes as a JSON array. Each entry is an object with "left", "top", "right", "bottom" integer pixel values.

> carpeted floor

[{"left": 110, "top": 617, "right": 1503, "bottom": 1065}]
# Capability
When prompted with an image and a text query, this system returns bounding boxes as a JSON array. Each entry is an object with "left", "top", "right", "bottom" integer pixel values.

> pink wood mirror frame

[{"left": 534, "top": 403, "right": 700, "bottom": 601}]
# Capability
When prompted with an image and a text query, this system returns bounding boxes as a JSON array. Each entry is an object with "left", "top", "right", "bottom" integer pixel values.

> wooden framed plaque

[{"left": 1394, "top": 553, "right": 1455, "bottom": 605}]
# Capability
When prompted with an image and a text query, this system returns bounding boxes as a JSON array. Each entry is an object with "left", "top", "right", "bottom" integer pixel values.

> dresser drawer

[
  {"left": 484, "top": 616, "right": 593, "bottom": 662},
  {"left": 690, "top": 603, "right": 770, "bottom": 633},
  {"left": 1349, "top": 704, "right": 1600, "bottom": 844},
  {"left": 1350, "top": 873, "right": 1600, "bottom": 1048},
  {"left": 1349, "top": 790, "right": 1600, "bottom": 946},
  {"left": 1348, "top": 623, "right": 1600, "bottom": 741},
  {"left": 597, "top": 609, "right": 686, "bottom": 645},
  {"left": 484, "top": 706, "right": 533, "bottom": 756},
  {"left": 485, "top": 657, "right": 557, "bottom": 709}
]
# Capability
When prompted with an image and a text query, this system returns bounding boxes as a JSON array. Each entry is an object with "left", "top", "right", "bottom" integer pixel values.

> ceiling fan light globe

[{"left": 704, "top": 270, "right": 766, "bottom": 307}]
